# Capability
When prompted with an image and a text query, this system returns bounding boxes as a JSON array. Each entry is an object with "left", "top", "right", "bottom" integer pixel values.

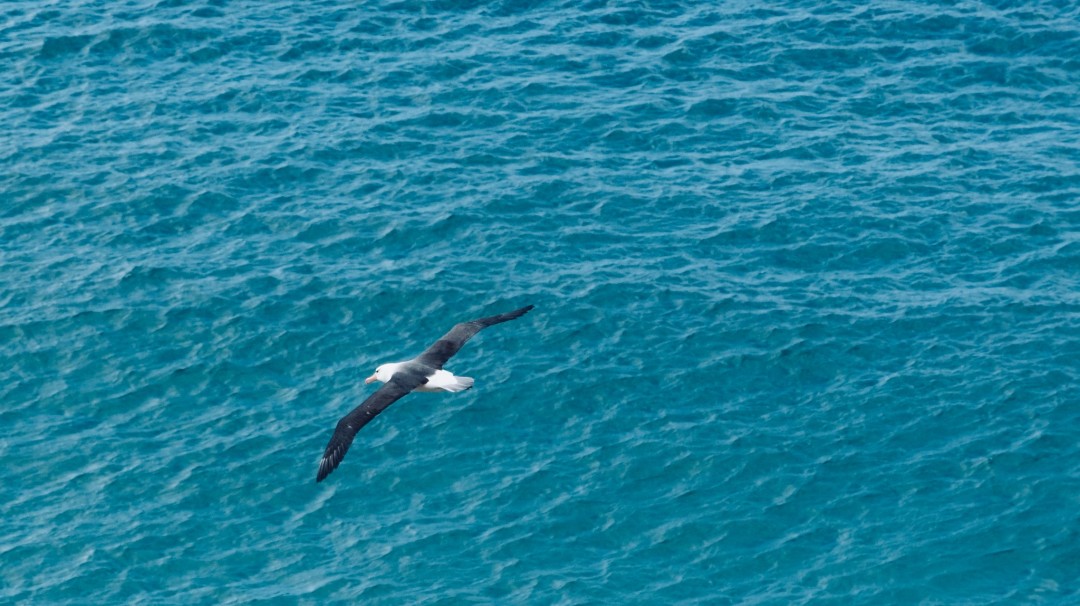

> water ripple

[{"left": 3, "top": 0, "right": 1080, "bottom": 603}]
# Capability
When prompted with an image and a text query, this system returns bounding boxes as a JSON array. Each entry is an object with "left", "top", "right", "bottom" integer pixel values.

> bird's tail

[{"left": 444, "top": 376, "right": 474, "bottom": 392}]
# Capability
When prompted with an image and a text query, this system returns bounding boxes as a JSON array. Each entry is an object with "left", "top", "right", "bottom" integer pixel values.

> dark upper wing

[
  {"left": 415, "top": 305, "right": 534, "bottom": 370},
  {"left": 316, "top": 374, "right": 425, "bottom": 482}
]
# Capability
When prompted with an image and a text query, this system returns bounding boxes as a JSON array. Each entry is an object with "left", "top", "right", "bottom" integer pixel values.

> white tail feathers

[
  {"left": 445, "top": 376, "right": 474, "bottom": 392},
  {"left": 416, "top": 370, "right": 475, "bottom": 393}
]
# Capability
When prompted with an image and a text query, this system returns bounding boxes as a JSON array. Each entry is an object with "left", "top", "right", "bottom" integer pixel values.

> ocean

[{"left": 3, "top": 0, "right": 1079, "bottom": 603}]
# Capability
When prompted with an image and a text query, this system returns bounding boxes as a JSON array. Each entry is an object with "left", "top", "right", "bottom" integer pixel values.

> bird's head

[{"left": 365, "top": 363, "right": 398, "bottom": 385}]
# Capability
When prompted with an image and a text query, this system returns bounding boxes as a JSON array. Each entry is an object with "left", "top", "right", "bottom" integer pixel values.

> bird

[{"left": 316, "top": 304, "right": 535, "bottom": 482}]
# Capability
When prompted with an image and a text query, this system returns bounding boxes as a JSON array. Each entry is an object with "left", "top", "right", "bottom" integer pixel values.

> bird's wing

[
  {"left": 414, "top": 305, "right": 534, "bottom": 370},
  {"left": 316, "top": 374, "right": 425, "bottom": 482}
]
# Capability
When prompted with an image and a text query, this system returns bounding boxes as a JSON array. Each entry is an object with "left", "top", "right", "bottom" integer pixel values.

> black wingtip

[
  {"left": 498, "top": 305, "right": 534, "bottom": 324},
  {"left": 316, "top": 457, "right": 333, "bottom": 483},
  {"left": 509, "top": 304, "right": 534, "bottom": 318},
  {"left": 474, "top": 305, "right": 535, "bottom": 329}
]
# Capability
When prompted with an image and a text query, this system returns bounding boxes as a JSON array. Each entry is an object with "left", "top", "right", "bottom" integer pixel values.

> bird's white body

[{"left": 368, "top": 362, "right": 474, "bottom": 393}]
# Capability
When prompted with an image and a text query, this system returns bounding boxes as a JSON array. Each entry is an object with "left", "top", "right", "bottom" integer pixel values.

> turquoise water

[{"left": 4, "top": 0, "right": 1080, "bottom": 602}]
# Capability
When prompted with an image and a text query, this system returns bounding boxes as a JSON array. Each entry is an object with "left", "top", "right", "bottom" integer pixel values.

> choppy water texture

[{"left": 3, "top": 0, "right": 1080, "bottom": 603}]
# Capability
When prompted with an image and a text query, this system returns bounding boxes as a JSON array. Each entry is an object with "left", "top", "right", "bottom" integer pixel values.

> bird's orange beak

[{"left": 365, "top": 374, "right": 378, "bottom": 384}]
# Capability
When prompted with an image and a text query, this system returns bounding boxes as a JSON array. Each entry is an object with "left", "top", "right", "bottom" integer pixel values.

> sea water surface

[{"left": 3, "top": 0, "right": 1080, "bottom": 603}]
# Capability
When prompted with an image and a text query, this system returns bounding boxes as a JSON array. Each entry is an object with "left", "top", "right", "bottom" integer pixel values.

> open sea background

[{"left": 3, "top": 0, "right": 1079, "bottom": 603}]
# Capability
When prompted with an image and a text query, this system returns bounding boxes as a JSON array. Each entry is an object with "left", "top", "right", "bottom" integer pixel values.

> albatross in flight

[{"left": 316, "top": 304, "right": 534, "bottom": 482}]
